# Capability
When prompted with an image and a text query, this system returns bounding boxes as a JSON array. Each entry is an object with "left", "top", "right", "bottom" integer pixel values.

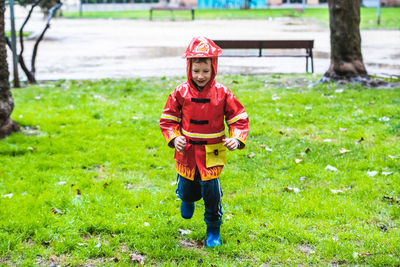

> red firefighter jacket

[{"left": 160, "top": 40, "right": 249, "bottom": 181}]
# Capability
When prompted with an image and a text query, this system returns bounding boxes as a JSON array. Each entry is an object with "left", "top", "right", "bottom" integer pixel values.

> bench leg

[
  {"left": 306, "top": 56, "right": 309, "bottom": 73},
  {"left": 311, "top": 52, "right": 314, "bottom": 73}
]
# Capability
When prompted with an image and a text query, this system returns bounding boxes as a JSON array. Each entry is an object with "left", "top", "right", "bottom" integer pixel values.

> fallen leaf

[
  {"left": 112, "top": 257, "right": 119, "bottom": 262},
  {"left": 339, "top": 148, "right": 352, "bottom": 154},
  {"left": 179, "top": 239, "right": 203, "bottom": 249},
  {"left": 325, "top": 165, "right": 338, "bottom": 172},
  {"left": 129, "top": 253, "right": 145, "bottom": 265},
  {"left": 382, "top": 172, "right": 393, "bottom": 176},
  {"left": 179, "top": 229, "right": 192, "bottom": 235},
  {"left": 355, "top": 137, "right": 365, "bottom": 144},
  {"left": 51, "top": 208, "right": 63, "bottom": 215},
  {"left": 383, "top": 195, "right": 400, "bottom": 204},
  {"left": 284, "top": 186, "right": 300, "bottom": 193},
  {"left": 295, "top": 159, "right": 303, "bottom": 164},
  {"left": 379, "top": 116, "right": 390, "bottom": 122},
  {"left": 279, "top": 131, "right": 285, "bottom": 135},
  {"left": 95, "top": 242, "right": 101, "bottom": 248},
  {"left": 367, "top": 171, "right": 378, "bottom": 177},
  {"left": 76, "top": 189, "right": 82, "bottom": 195},
  {"left": 298, "top": 244, "right": 315, "bottom": 254},
  {"left": 248, "top": 152, "right": 256, "bottom": 158},
  {"left": 103, "top": 182, "right": 109, "bottom": 188},
  {"left": 331, "top": 189, "right": 345, "bottom": 194},
  {"left": 339, "top": 127, "right": 348, "bottom": 132},
  {"left": 305, "top": 148, "right": 311, "bottom": 153}
]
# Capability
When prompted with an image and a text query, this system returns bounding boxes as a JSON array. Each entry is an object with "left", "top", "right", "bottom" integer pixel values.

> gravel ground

[{"left": 5, "top": 7, "right": 400, "bottom": 80}]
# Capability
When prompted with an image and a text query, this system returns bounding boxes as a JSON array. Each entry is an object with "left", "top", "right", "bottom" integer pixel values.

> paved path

[{"left": 5, "top": 9, "right": 400, "bottom": 80}]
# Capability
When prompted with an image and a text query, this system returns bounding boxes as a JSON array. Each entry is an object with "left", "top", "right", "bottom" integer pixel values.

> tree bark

[
  {"left": 323, "top": 0, "right": 369, "bottom": 81},
  {"left": 0, "top": 1, "right": 19, "bottom": 138}
]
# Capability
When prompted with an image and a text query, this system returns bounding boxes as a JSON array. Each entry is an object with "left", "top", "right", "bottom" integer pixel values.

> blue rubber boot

[
  {"left": 206, "top": 226, "right": 221, "bottom": 248},
  {"left": 180, "top": 201, "right": 195, "bottom": 219}
]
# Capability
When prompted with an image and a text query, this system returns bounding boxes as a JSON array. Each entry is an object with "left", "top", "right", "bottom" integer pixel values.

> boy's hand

[
  {"left": 174, "top": 136, "right": 187, "bottom": 152},
  {"left": 222, "top": 138, "right": 240, "bottom": 151}
]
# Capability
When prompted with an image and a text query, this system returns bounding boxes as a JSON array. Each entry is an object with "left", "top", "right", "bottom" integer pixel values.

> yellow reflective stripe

[
  {"left": 226, "top": 112, "right": 248, "bottom": 125},
  {"left": 161, "top": 114, "right": 182, "bottom": 122},
  {"left": 182, "top": 129, "right": 225, "bottom": 139}
]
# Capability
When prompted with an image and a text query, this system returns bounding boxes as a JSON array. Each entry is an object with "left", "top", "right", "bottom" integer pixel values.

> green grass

[
  {"left": 63, "top": 7, "right": 400, "bottom": 29},
  {"left": 1, "top": 75, "right": 400, "bottom": 265},
  {"left": 5, "top": 31, "right": 32, "bottom": 38}
]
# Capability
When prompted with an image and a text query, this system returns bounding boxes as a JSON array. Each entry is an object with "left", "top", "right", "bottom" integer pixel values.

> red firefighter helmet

[{"left": 182, "top": 36, "right": 223, "bottom": 58}]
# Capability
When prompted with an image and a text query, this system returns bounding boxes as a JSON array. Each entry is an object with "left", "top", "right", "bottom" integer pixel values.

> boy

[{"left": 159, "top": 37, "right": 249, "bottom": 248}]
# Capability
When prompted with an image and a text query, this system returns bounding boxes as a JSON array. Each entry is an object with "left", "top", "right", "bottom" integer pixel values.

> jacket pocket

[{"left": 205, "top": 143, "right": 226, "bottom": 168}]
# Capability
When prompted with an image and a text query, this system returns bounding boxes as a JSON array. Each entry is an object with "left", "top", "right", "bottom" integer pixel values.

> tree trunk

[
  {"left": 0, "top": 1, "right": 19, "bottom": 139},
  {"left": 323, "top": 0, "right": 369, "bottom": 81}
]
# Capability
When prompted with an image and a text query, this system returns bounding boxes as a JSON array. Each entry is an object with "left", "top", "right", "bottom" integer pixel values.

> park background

[{"left": 1, "top": 1, "right": 400, "bottom": 265}]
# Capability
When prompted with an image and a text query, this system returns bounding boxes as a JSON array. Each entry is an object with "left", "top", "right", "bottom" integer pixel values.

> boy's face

[{"left": 191, "top": 59, "right": 212, "bottom": 87}]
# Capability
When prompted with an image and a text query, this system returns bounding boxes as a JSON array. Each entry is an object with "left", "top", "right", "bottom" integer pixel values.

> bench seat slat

[{"left": 212, "top": 39, "right": 314, "bottom": 73}]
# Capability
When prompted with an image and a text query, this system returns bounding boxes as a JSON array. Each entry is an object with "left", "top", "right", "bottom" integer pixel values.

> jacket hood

[{"left": 183, "top": 37, "right": 222, "bottom": 90}]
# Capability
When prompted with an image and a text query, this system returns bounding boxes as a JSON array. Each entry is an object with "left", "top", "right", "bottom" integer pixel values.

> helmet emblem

[{"left": 195, "top": 43, "right": 209, "bottom": 53}]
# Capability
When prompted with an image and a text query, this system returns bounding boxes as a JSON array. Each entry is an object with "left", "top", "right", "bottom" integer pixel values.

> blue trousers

[{"left": 176, "top": 168, "right": 223, "bottom": 228}]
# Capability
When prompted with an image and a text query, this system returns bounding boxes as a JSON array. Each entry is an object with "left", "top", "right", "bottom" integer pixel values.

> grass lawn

[
  {"left": 1, "top": 75, "right": 400, "bottom": 265},
  {"left": 63, "top": 8, "right": 400, "bottom": 29}
]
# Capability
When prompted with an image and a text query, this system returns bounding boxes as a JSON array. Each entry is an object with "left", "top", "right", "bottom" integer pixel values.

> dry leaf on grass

[
  {"left": 298, "top": 244, "right": 315, "bottom": 254},
  {"left": 367, "top": 171, "right": 378, "bottom": 177},
  {"left": 248, "top": 152, "right": 256, "bottom": 158},
  {"left": 355, "top": 137, "right": 365, "bottom": 144},
  {"left": 179, "top": 229, "right": 192, "bottom": 235},
  {"left": 295, "top": 159, "right": 303, "bottom": 164},
  {"left": 339, "top": 127, "right": 348, "bottom": 132},
  {"left": 325, "top": 165, "right": 338, "bottom": 172},
  {"left": 129, "top": 253, "right": 145, "bottom": 265},
  {"left": 51, "top": 208, "right": 63, "bottom": 215},
  {"left": 284, "top": 186, "right": 300, "bottom": 193},
  {"left": 339, "top": 148, "right": 352, "bottom": 154},
  {"left": 331, "top": 189, "right": 345, "bottom": 194}
]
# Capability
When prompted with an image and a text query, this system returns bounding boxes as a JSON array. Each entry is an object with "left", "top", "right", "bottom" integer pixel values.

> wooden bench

[
  {"left": 213, "top": 40, "right": 314, "bottom": 73},
  {"left": 149, "top": 6, "right": 195, "bottom": 21}
]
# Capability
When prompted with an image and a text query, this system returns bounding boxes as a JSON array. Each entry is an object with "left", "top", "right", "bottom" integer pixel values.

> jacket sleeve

[
  {"left": 160, "top": 89, "right": 182, "bottom": 147},
  {"left": 224, "top": 89, "right": 249, "bottom": 148}
]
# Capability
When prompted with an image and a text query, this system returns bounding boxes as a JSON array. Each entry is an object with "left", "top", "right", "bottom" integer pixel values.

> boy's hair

[{"left": 192, "top": 58, "right": 211, "bottom": 64}]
